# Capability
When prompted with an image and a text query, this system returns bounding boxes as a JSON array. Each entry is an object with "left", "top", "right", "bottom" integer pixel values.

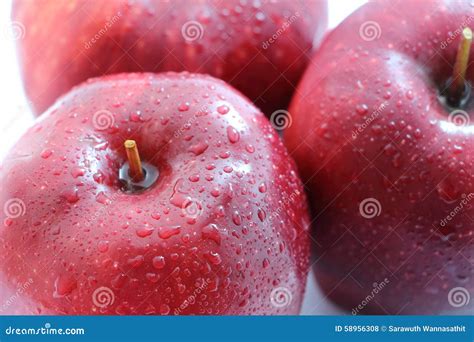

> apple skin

[
  {"left": 12, "top": 0, "right": 327, "bottom": 116},
  {"left": 285, "top": 0, "right": 473, "bottom": 314},
  {"left": 0, "top": 72, "right": 310, "bottom": 315}
]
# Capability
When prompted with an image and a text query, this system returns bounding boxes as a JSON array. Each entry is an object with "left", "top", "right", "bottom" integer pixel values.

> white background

[{"left": 0, "top": 0, "right": 367, "bottom": 315}]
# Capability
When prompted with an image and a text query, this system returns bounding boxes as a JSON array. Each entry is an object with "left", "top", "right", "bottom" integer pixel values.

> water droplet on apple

[
  {"left": 356, "top": 104, "right": 368, "bottom": 115},
  {"left": 202, "top": 224, "right": 221, "bottom": 245},
  {"left": 136, "top": 226, "right": 154, "bottom": 238},
  {"left": 111, "top": 273, "right": 127, "bottom": 289},
  {"left": 158, "top": 226, "right": 181, "bottom": 239},
  {"left": 226, "top": 126, "right": 240, "bottom": 143},
  {"left": 53, "top": 274, "right": 77, "bottom": 298},
  {"left": 95, "top": 191, "right": 111, "bottom": 205},
  {"left": 204, "top": 251, "right": 222, "bottom": 265},
  {"left": 98, "top": 240, "right": 109, "bottom": 253},
  {"left": 245, "top": 144, "right": 255, "bottom": 153},
  {"left": 40, "top": 149, "right": 53, "bottom": 159},
  {"left": 189, "top": 174, "right": 200, "bottom": 182},
  {"left": 146, "top": 273, "right": 160, "bottom": 283},
  {"left": 127, "top": 255, "right": 145, "bottom": 268},
  {"left": 152, "top": 256, "right": 166, "bottom": 270},
  {"left": 217, "top": 105, "right": 229, "bottom": 115},
  {"left": 188, "top": 142, "right": 209, "bottom": 155},
  {"left": 232, "top": 211, "right": 242, "bottom": 225},
  {"left": 61, "top": 189, "right": 80, "bottom": 204},
  {"left": 178, "top": 103, "right": 190, "bottom": 112},
  {"left": 257, "top": 208, "right": 266, "bottom": 221}
]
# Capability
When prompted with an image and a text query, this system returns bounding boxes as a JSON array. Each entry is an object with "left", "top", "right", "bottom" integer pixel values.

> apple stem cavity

[
  {"left": 119, "top": 140, "right": 159, "bottom": 194},
  {"left": 448, "top": 27, "right": 472, "bottom": 107},
  {"left": 125, "top": 140, "right": 145, "bottom": 182}
]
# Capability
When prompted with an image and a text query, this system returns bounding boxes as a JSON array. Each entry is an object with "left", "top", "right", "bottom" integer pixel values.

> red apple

[
  {"left": 0, "top": 72, "right": 310, "bottom": 315},
  {"left": 285, "top": 0, "right": 473, "bottom": 314},
  {"left": 12, "top": 0, "right": 327, "bottom": 116}
]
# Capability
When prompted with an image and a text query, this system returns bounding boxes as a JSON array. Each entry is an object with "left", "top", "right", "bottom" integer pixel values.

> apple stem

[
  {"left": 124, "top": 140, "right": 144, "bottom": 182},
  {"left": 449, "top": 27, "right": 472, "bottom": 103}
]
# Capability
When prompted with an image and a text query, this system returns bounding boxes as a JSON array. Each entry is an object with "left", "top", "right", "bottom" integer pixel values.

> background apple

[
  {"left": 12, "top": 0, "right": 327, "bottom": 116},
  {"left": 285, "top": 0, "right": 473, "bottom": 314},
  {"left": 0, "top": 72, "right": 310, "bottom": 315}
]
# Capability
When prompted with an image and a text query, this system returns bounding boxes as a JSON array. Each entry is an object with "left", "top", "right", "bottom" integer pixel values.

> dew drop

[
  {"left": 136, "top": 227, "right": 154, "bottom": 238},
  {"left": 152, "top": 256, "right": 166, "bottom": 270},
  {"left": 201, "top": 224, "right": 221, "bottom": 245},
  {"left": 226, "top": 126, "right": 240, "bottom": 143},
  {"left": 158, "top": 226, "right": 181, "bottom": 239},
  {"left": 217, "top": 105, "right": 230, "bottom": 115}
]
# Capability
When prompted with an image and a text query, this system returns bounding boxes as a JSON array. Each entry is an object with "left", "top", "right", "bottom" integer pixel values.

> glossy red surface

[
  {"left": 13, "top": 0, "right": 327, "bottom": 116},
  {"left": 0, "top": 72, "right": 310, "bottom": 315},
  {"left": 285, "top": 0, "right": 473, "bottom": 314}
]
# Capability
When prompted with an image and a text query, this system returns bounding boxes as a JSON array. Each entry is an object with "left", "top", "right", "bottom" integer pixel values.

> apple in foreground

[
  {"left": 12, "top": 0, "right": 327, "bottom": 116},
  {"left": 285, "top": 0, "right": 473, "bottom": 314},
  {"left": 0, "top": 72, "right": 310, "bottom": 315}
]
